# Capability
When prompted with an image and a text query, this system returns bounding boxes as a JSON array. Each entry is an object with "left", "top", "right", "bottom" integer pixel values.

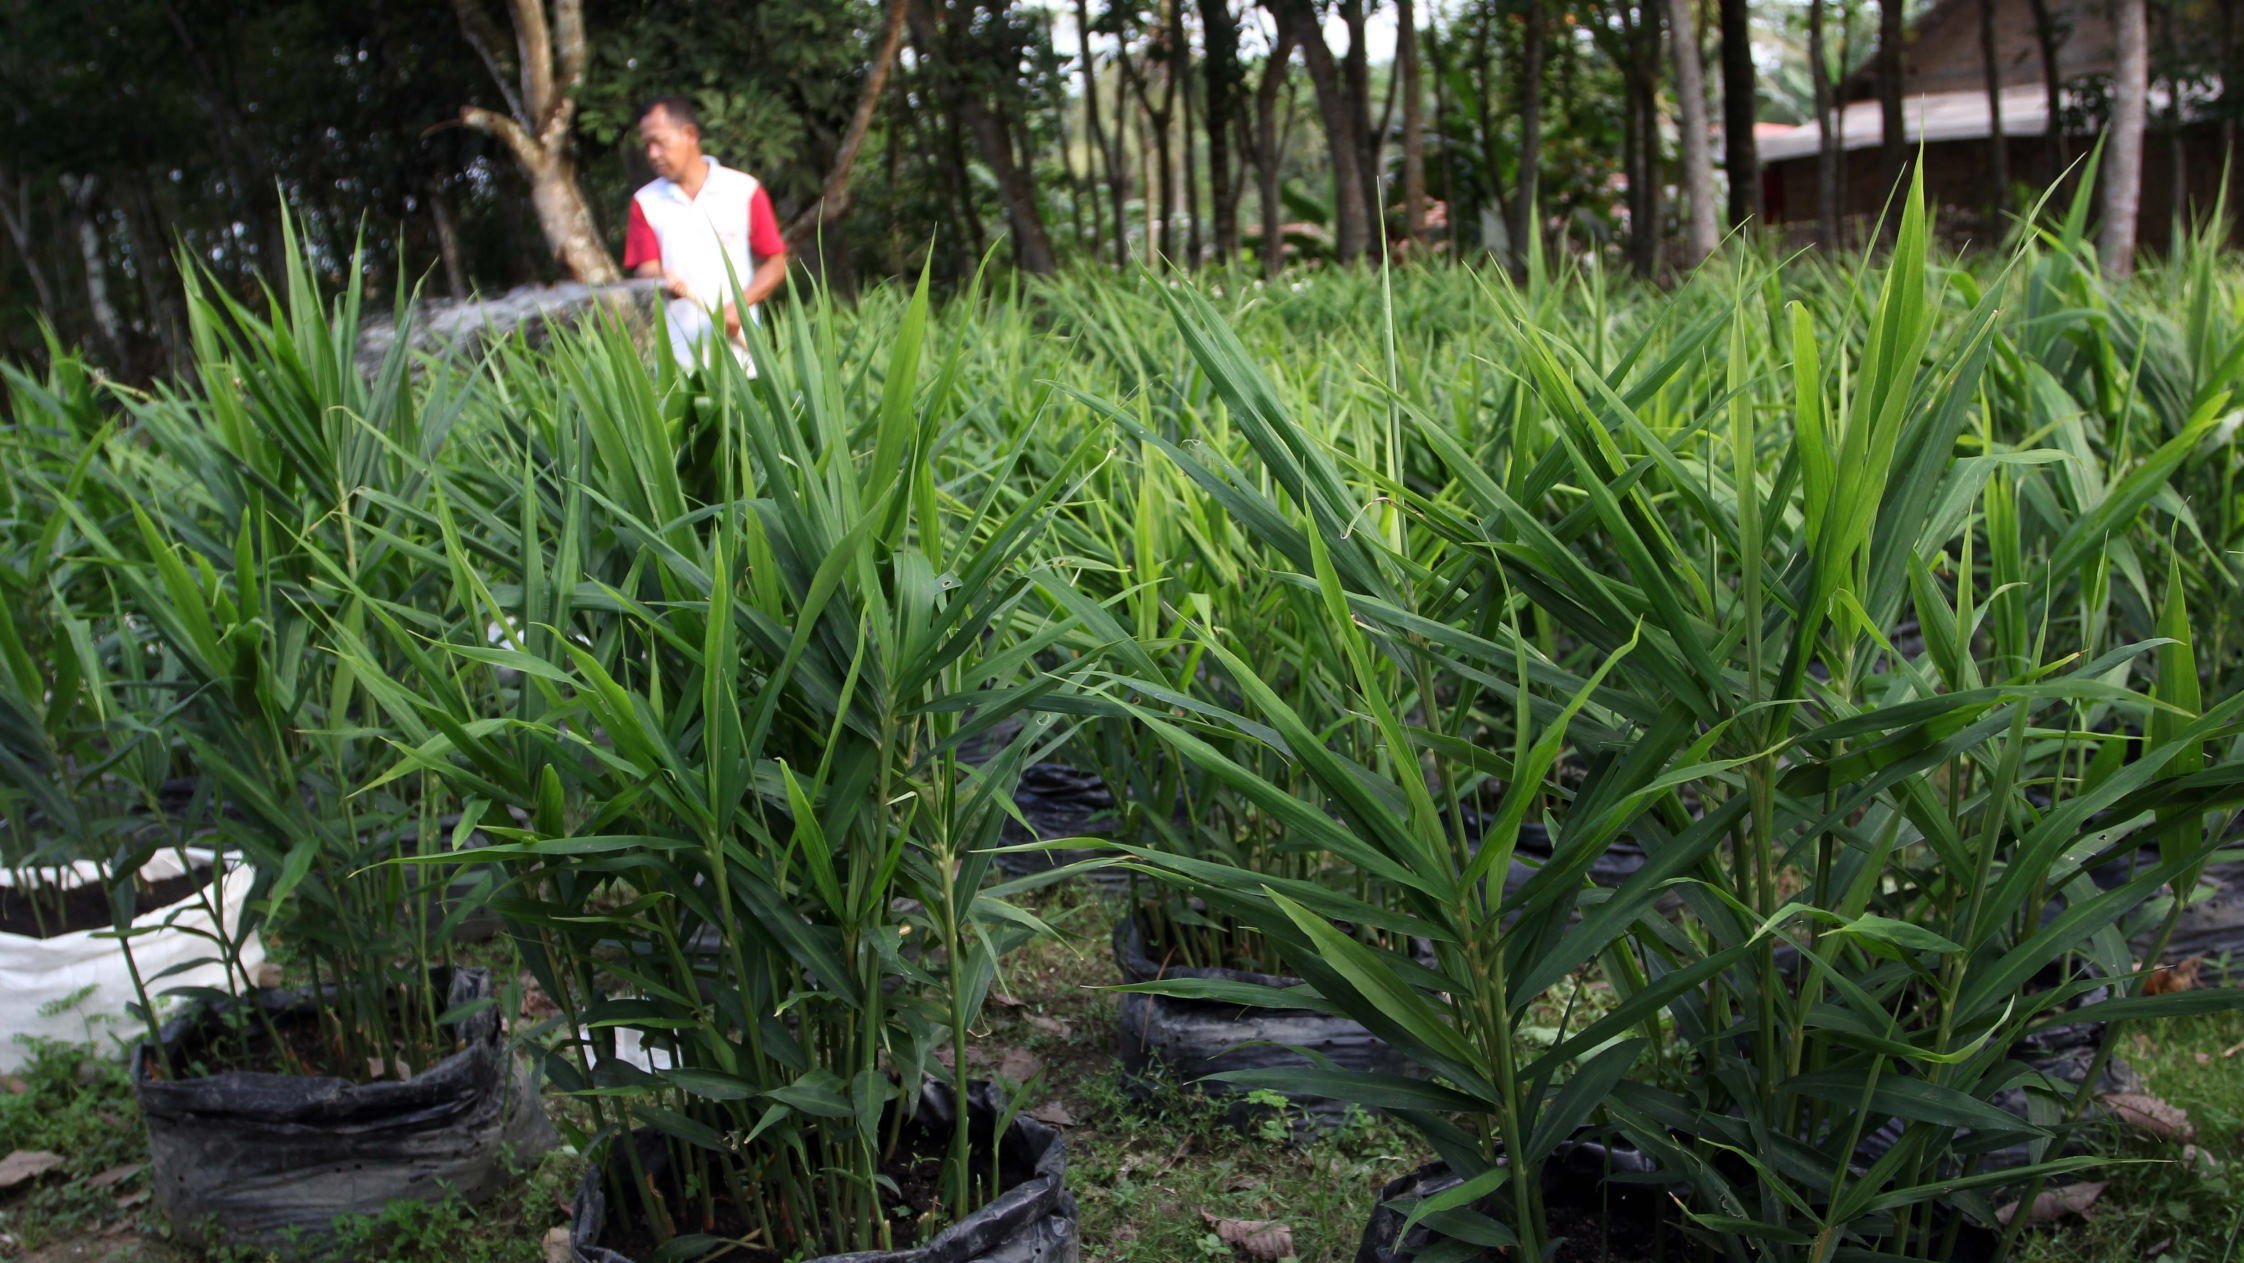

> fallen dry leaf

[
  {"left": 0, "top": 1150, "right": 64, "bottom": 1190},
  {"left": 996, "top": 1047, "right": 1044, "bottom": 1084},
  {"left": 116, "top": 1188, "right": 149, "bottom": 1210},
  {"left": 2102, "top": 1092, "right": 2196, "bottom": 1143},
  {"left": 1201, "top": 1211, "right": 1295, "bottom": 1260},
  {"left": 2225, "top": 1037, "right": 2244, "bottom": 1059},
  {"left": 989, "top": 992, "right": 1025, "bottom": 1009},
  {"left": 252, "top": 962, "right": 285, "bottom": 989},
  {"left": 2144, "top": 956, "right": 2204, "bottom": 996},
  {"left": 86, "top": 1163, "right": 141, "bottom": 1190},
  {"left": 1223, "top": 1173, "right": 1260, "bottom": 1192},
  {"left": 1026, "top": 1013, "right": 1073, "bottom": 1040},
  {"left": 2197, "top": 1052, "right": 2213, "bottom": 1067},
  {"left": 1995, "top": 1181, "right": 2105, "bottom": 1227},
  {"left": 1027, "top": 1100, "right": 1077, "bottom": 1127},
  {"left": 542, "top": 1225, "right": 573, "bottom": 1263}
]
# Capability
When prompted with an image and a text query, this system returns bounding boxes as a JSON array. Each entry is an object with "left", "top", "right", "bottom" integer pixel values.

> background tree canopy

[{"left": 1, "top": 0, "right": 2236, "bottom": 376}]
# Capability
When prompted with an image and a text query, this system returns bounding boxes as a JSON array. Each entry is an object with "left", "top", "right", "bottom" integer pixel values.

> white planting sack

[{"left": 0, "top": 848, "right": 265, "bottom": 1071}]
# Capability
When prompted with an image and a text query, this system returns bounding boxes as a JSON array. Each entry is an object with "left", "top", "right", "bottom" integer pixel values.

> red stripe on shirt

[
  {"left": 622, "top": 200, "right": 660, "bottom": 270},
  {"left": 748, "top": 186, "right": 783, "bottom": 259}
]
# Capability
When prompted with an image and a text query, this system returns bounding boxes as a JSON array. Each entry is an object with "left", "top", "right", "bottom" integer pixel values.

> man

[{"left": 623, "top": 96, "right": 789, "bottom": 372}]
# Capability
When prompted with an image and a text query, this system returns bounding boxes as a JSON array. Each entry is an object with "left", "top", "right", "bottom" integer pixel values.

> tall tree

[
  {"left": 909, "top": 0, "right": 1059, "bottom": 274},
  {"left": 1340, "top": 0, "right": 1379, "bottom": 234},
  {"left": 1080, "top": 0, "right": 1128, "bottom": 269},
  {"left": 1977, "top": 0, "right": 2009, "bottom": 229},
  {"left": 450, "top": 0, "right": 618, "bottom": 283},
  {"left": 2102, "top": 0, "right": 2148, "bottom": 276},
  {"left": 1720, "top": 0, "right": 1758, "bottom": 227},
  {"left": 2025, "top": 0, "right": 2068, "bottom": 171},
  {"left": 1248, "top": 8, "right": 1299, "bottom": 274},
  {"left": 1515, "top": 0, "right": 1549, "bottom": 257},
  {"left": 1277, "top": 0, "right": 1373, "bottom": 261},
  {"left": 1669, "top": 0, "right": 1719, "bottom": 262},
  {"left": 1810, "top": 0, "right": 1841, "bottom": 244},
  {"left": 1878, "top": 0, "right": 1907, "bottom": 199},
  {"left": 1399, "top": 0, "right": 1428, "bottom": 246},
  {"left": 1200, "top": 0, "right": 1245, "bottom": 262},
  {"left": 785, "top": 0, "right": 913, "bottom": 249}
]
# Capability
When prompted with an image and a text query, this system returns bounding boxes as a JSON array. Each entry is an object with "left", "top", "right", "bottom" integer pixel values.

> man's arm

[{"left": 722, "top": 186, "right": 790, "bottom": 334}]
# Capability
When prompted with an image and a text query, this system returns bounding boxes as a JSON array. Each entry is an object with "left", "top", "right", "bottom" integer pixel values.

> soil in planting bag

[
  {"left": 1113, "top": 913, "right": 1412, "bottom": 1133},
  {"left": 1359, "top": 1142, "right": 1996, "bottom": 1263},
  {"left": 993, "top": 762, "right": 1127, "bottom": 889},
  {"left": 0, "top": 848, "right": 265, "bottom": 1072},
  {"left": 1850, "top": 1046, "right": 2143, "bottom": 1176},
  {"left": 132, "top": 965, "right": 557, "bottom": 1253},
  {"left": 569, "top": 1078, "right": 1079, "bottom": 1263},
  {"left": 1356, "top": 1141, "right": 1687, "bottom": 1263}
]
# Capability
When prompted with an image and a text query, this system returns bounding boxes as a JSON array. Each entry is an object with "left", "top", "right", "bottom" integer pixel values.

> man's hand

[
  {"left": 722, "top": 303, "right": 743, "bottom": 338},
  {"left": 663, "top": 271, "right": 694, "bottom": 301}
]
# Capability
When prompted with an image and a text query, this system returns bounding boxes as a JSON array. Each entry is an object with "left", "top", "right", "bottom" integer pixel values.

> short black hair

[{"left": 638, "top": 95, "right": 698, "bottom": 131}]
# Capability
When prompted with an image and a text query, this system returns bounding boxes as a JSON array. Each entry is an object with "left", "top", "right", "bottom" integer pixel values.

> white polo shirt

[{"left": 622, "top": 156, "right": 784, "bottom": 371}]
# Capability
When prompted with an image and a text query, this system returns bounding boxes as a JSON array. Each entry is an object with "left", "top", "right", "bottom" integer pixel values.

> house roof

[{"left": 1758, "top": 80, "right": 2222, "bottom": 164}]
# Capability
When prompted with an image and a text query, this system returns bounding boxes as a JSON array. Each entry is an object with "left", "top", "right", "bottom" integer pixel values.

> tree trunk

[
  {"left": 2026, "top": 0, "right": 2067, "bottom": 171},
  {"left": 1399, "top": 0, "right": 1426, "bottom": 246},
  {"left": 62, "top": 175, "right": 124, "bottom": 359},
  {"left": 1080, "top": 0, "right": 1125, "bottom": 269},
  {"left": 1341, "top": 0, "right": 1379, "bottom": 236},
  {"left": 1669, "top": 0, "right": 1719, "bottom": 263},
  {"left": 1178, "top": 1, "right": 1202, "bottom": 266},
  {"left": 1472, "top": 10, "right": 1511, "bottom": 260},
  {"left": 429, "top": 184, "right": 469, "bottom": 298},
  {"left": 911, "top": 0, "right": 1059, "bottom": 274},
  {"left": 1200, "top": 0, "right": 1243, "bottom": 263},
  {"left": 451, "top": 0, "right": 620, "bottom": 283},
  {"left": 1251, "top": 9, "right": 1297, "bottom": 275},
  {"left": 1282, "top": 0, "right": 1373, "bottom": 261},
  {"left": 787, "top": 0, "right": 912, "bottom": 246},
  {"left": 1810, "top": 0, "right": 1841, "bottom": 245},
  {"left": 2102, "top": 0, "right": 2147, "bottom": 277},
  {"left": 0, "top": 168, "right": 60, "bottom": 319},
  {"left": 1427, "top": 16, "right": 1460, "bottom": 253},
  {"left": 1514, "top": 0, "right": 1548, "bottom": 257},
  {"left": 1721, "top": 0, "right": 1759, "bottom": 228},
  {"left": 1975, "top": 0, "right": 2010, "bottom": 231},
  {"left": 1878, "top": 0, "right": 1907, "bottom": 201}
]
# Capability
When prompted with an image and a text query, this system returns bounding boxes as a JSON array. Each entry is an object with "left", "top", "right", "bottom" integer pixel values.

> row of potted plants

[{"left": 3, "top": 169, "right": 2241, "bottom": 1261}]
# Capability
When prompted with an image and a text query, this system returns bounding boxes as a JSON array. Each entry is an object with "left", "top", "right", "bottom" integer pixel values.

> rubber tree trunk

[
  {"left": 1976, "top": 0, "right": 2010, "bottom": 230},
  {"left": 1253, "top": 9, "right": 1297, "bottom": 275},
  {"left": 1399, "top": 0, "right": 1427, "bottom": 246},
  {"left": 1810, "top": 0, "right": 1841, "bottom": 245},
  {"left": 1200, "top": 0, "right": 1243, "bottom": 263},
  {"left": 0, "top": 168, "right": 60, "bottom": 319},
  {"left": 785, "top": 0, "right": 911, "bottom": 248},
  {"left": 2026, "top": 0, "right": 2068, "bottom": 171},
  {"left": 450, "top": 0, "right": 620, "bottom": 283},
  {"left": 62, "top": 174, "right": 125, "bottom": 360},
  {"left": 910, "top": 0, "right": 1059, "bottom": 274},
  {"left": 2102, "top": 0, "right": 2148, "bottom": 277},
  {"left": 1669, "top": 0, "right": 1720, "bottom": 264},
  {"left": 1720, "top": 0, "right": 1758, "bottom": 228},
  {"left": 1879, "top": 0, "right": 1908, "bottom": 201},
  {"left": 1282, "top": 0, "right": 1373, "bottom": 262},
  {"left": 1079, "top": 0, "right": 1129, "bottom": 270},
  {"left": 1515, "top": 0, "right": 1549, "bottom": 257},
  {"left": 429, "top": 185, "right": 469, "bottom": 299},
  {"left": 1341, "top": 0, "right": 1379, "bottom": 235}
]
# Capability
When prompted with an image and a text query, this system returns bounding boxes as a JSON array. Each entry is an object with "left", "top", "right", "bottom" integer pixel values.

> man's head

[{"left": 638, "top": 96, "right": 702, "bottom": 181}]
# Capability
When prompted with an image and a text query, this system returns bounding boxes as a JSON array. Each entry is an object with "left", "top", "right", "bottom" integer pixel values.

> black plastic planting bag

[
  {"left": 132, "top": 966, "right": 556, "bottom": 1253},
  {"left": 569, "top": 1079, "right": 1079, "bottom": 1263},
  {"left": 1113, "top": 913, "right": 1413, "bottom": 1131},
  {"left": 1355, "top": 1142, "right": 1672, "bottom": 1263},
  {"left": 993, "top": 762, "right": 1126, "bottom": 887}
]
